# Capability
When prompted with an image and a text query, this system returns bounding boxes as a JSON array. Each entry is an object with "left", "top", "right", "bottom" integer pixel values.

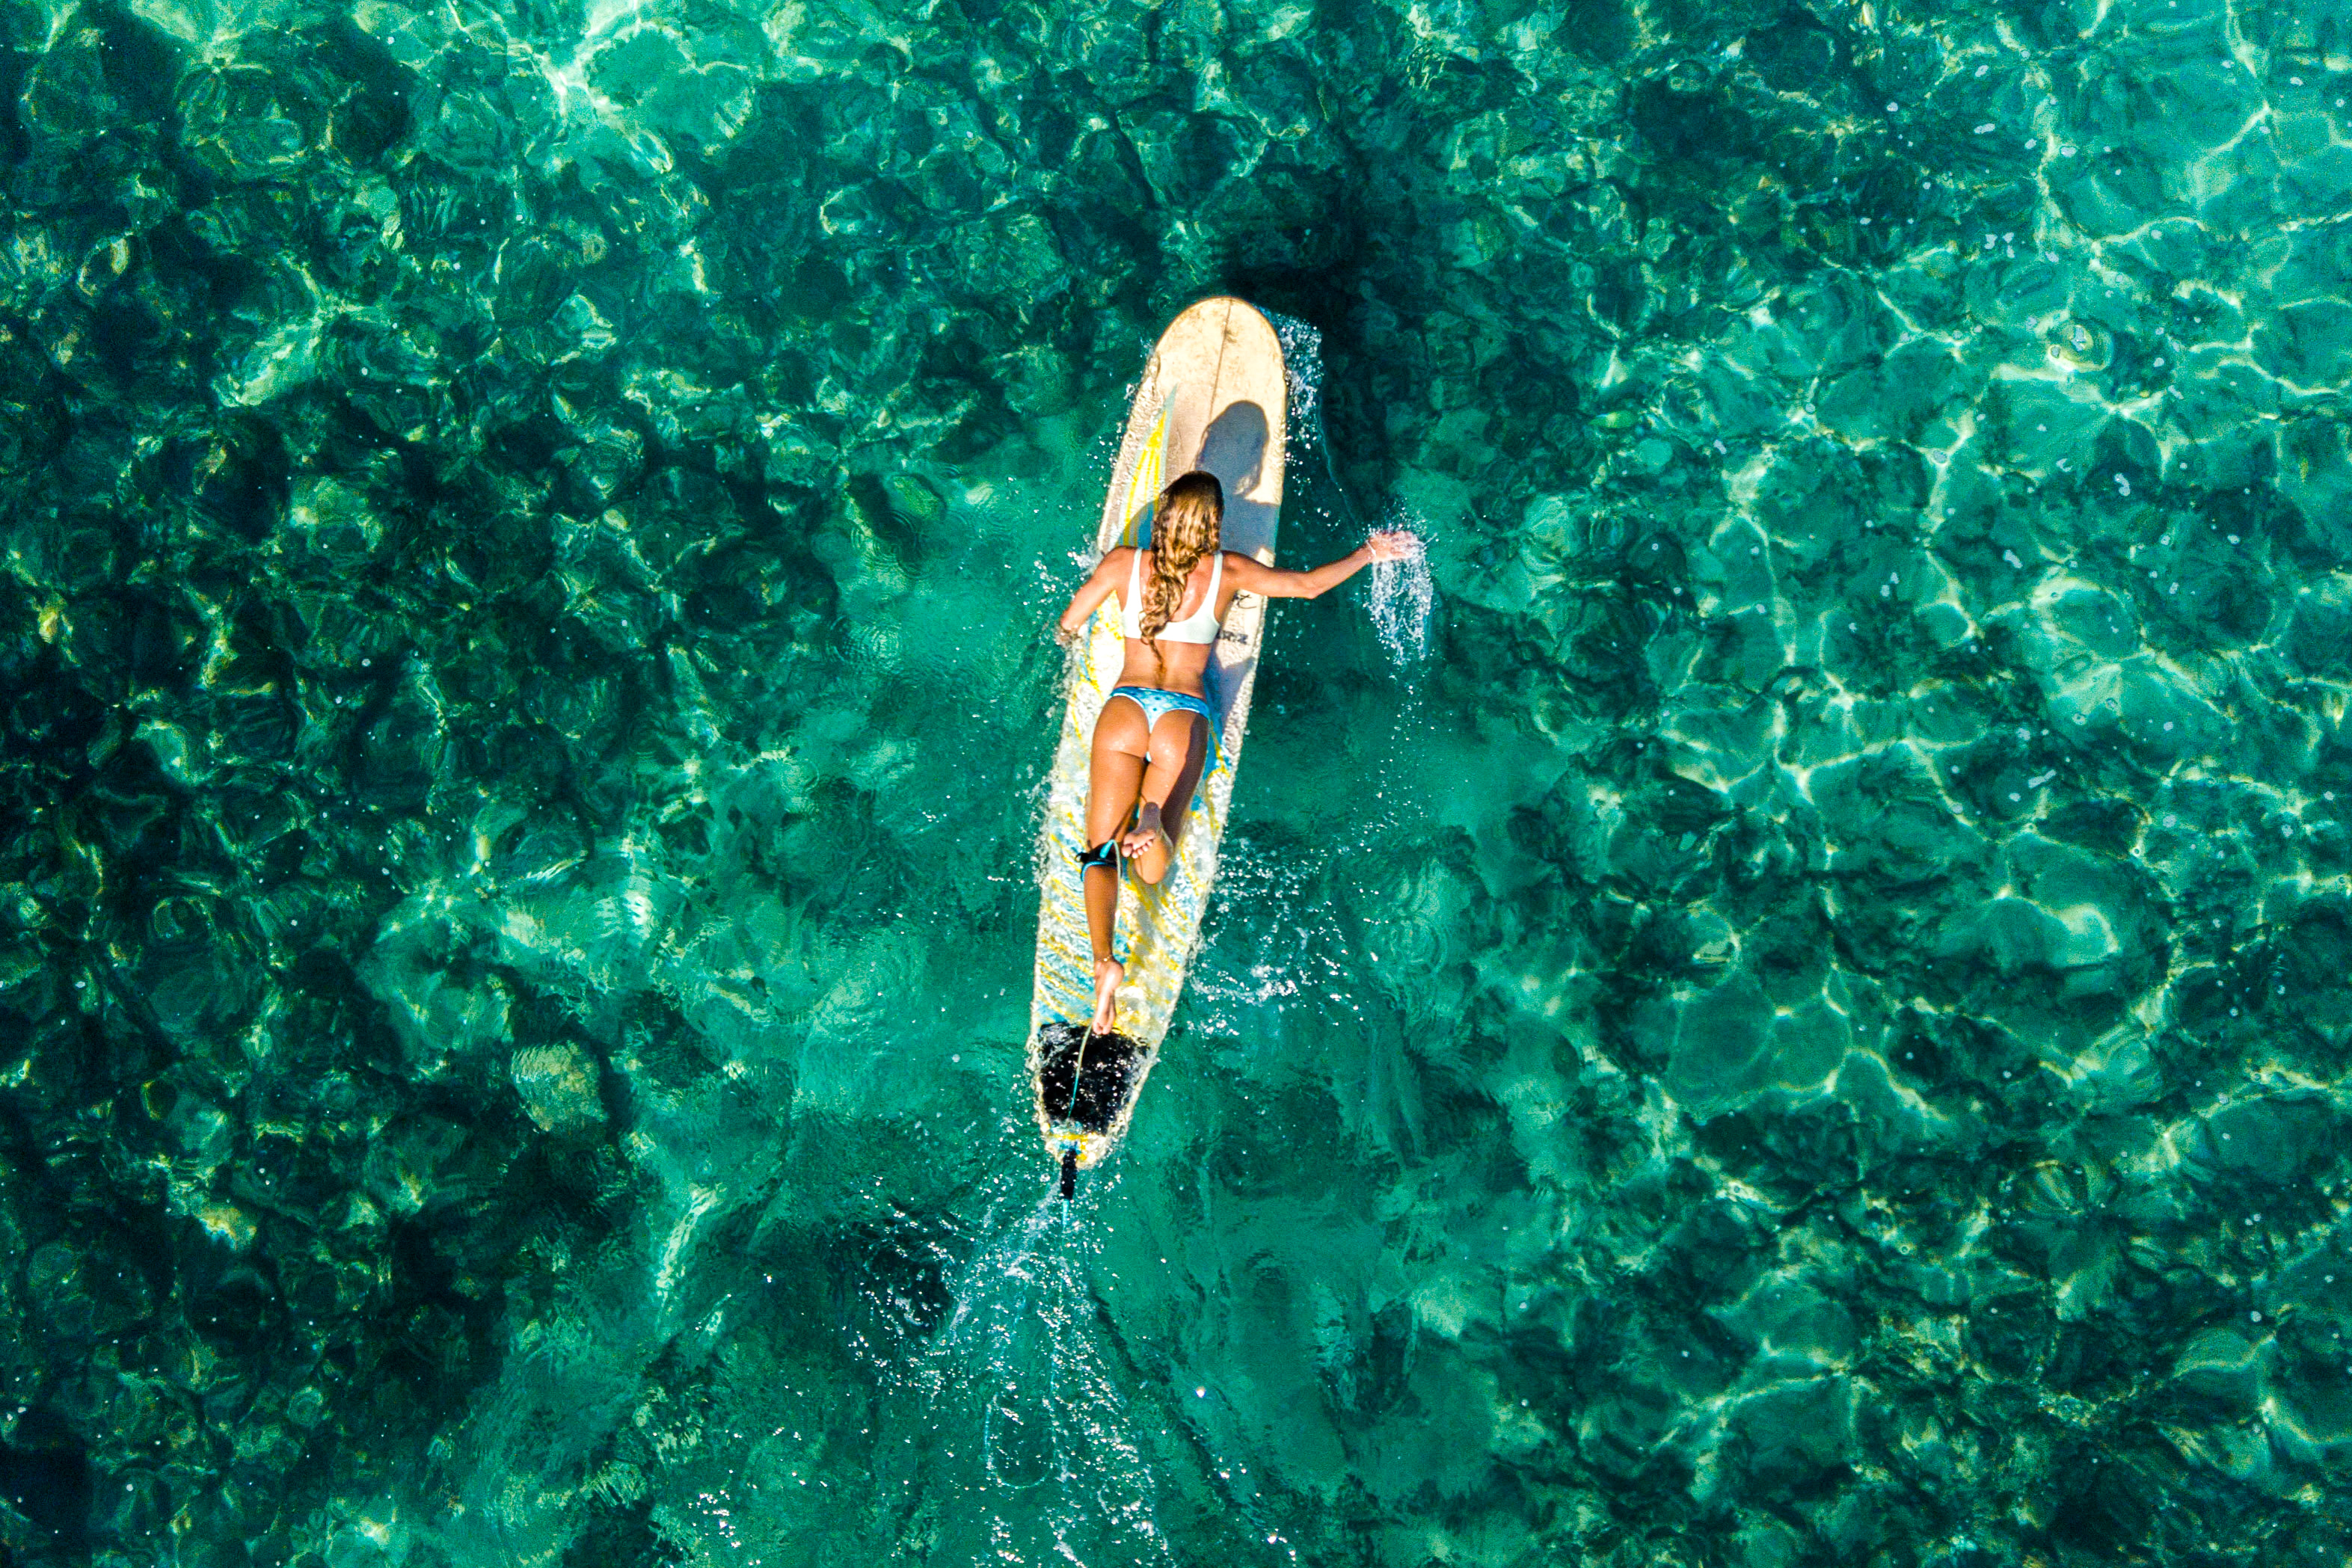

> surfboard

[{"left": 1028, "top": 298, "right": 1289, "bottom": 1196}]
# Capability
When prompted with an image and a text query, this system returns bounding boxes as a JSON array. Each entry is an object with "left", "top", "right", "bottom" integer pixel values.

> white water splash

[
  {"left": 907, "top": 1186, "right": 1172, "bottom": 1566},
  {"left": 1368, "top": 532, "right": 1434, "bottom": 665},
  {"left": 1268, "top": 312, "right": 1324, "bottom": 434},
  {"left": 1266, "top": 311, "right": 1434, "bottom": 671}
]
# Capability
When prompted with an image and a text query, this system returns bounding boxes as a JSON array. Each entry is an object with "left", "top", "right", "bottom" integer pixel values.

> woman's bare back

[{"left": 1108, "top": 547, "right": 1240, "bottom": 695}]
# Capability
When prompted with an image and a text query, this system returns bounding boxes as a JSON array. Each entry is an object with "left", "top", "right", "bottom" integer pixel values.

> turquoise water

[{"left": 5, "top": 0, "right": 2352, "bottom": 1561}]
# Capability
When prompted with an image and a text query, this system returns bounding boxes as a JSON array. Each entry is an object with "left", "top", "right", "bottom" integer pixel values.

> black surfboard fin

[{"left": 1059, "top": 1148, "right": 1078, "bottom": 1201}]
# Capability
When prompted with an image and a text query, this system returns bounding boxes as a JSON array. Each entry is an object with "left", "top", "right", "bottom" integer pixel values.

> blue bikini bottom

[
  {"left": 1105, "top": 686, "right": 1222, "bottom": 760},
  {"left": 1078, "top": 688, "right": 1223, "bottom": 888}
]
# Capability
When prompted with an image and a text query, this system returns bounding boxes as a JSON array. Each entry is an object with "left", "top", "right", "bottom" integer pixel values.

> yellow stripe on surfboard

[{"left": 1120, "top": 392, "right": 1173, "bottom": 547}]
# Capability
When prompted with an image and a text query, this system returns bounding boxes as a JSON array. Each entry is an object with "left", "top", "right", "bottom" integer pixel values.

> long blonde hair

[{"left": 1138, "top": 471, "right": 1223, "bottom": 660}]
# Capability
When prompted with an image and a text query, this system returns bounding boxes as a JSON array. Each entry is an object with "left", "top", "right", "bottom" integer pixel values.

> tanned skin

[{"left": 1055, "top": 529, "right": 1422, "bottom": 1031}]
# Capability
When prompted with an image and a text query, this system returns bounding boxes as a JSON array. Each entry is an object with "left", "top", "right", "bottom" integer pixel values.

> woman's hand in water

[{"left": 1228, "top": 534, "right": 1419, "bottom": 600}]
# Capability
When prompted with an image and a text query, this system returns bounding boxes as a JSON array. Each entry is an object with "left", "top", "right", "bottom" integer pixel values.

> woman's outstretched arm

[
  {"left": 1056, "top": 547, "right": 1136, "bottom": 642},
  {"left": 1224, "top": 530, "right": 1420, "bottom": 600}
]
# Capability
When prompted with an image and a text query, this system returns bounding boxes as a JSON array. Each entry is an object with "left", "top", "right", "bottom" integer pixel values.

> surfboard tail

[{"left": 1034, "top": 1021, "right": 1146, "bottom": 1134}]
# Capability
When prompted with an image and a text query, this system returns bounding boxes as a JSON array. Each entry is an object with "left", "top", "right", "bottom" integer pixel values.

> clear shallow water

[{"left": 4, "top": 0, "right": 2352, "bottom": 1562}]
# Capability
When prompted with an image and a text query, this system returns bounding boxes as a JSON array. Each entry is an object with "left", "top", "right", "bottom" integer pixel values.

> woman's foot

[
  {"left": 1090, "top": 956, "right": 1123, "bottom": 1034},
  {"left": 1120, "top": 801, "right": 1169, "bottom": 862}
]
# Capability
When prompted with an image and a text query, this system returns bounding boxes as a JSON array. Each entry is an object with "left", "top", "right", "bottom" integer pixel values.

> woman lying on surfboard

[{"left": 1054, "top": 470, "right": 1421, "bottom": 1032}]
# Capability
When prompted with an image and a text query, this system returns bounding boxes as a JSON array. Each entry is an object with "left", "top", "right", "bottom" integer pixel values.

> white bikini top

[{"left": 1119, "top": 547, "right": 1225, "bottom": 644}]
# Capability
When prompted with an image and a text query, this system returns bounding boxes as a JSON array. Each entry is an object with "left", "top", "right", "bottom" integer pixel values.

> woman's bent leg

[
  {"left": 1123, "top": 711, "right": 1209, "bottom": 885},
  {"left": 1083, "top": 698, "right": 1150, "bottom": 1029}
]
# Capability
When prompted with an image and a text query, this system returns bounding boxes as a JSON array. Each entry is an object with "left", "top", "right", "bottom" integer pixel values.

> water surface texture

[{"left": 4, "top": 0, "right": 2352, "bottom": 1562}]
